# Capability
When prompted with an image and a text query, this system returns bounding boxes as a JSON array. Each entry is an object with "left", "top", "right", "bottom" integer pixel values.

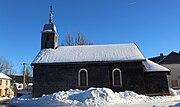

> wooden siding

[
  {"left": 32, "top": 61, "right": 168, "bottom": 98},
  {"left": 144, "top": 72, "right": 169, "bottom": 95}
]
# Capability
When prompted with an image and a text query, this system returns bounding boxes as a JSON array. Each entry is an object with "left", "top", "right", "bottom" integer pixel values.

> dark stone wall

[
  {"left": 144, "top": 72, "right": 169, "bottom": 95},
  {"left": 33, "top": 61, "right": 145, "bottom": 97}
]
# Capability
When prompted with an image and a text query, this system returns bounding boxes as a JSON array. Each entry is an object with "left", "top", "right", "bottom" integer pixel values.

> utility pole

[{"left": 23, "top": 63, "right": 26, "bottom": 89}]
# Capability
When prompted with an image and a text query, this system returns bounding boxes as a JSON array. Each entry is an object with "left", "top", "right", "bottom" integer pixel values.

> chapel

[{"left": 32, "top": 6, "right": 170, "bottom": 97}]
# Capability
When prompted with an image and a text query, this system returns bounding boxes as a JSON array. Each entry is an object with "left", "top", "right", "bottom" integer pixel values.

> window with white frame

[
  {"left": 112, "top": 68, "right": 122, "bottom": 87},
  {"left": 78, "top": 68, "right": 88, "bottom": 87}
]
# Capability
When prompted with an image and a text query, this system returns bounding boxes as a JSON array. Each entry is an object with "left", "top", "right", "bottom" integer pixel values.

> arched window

[
  {"left": 78, "top": 68, "right": 88, "bottom": 86},
  {"left": 112, "top": 68, "right": 122, "bottom": 87}
]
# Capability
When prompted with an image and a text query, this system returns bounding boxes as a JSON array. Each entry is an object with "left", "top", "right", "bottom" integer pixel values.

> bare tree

[
  {"left": 0, "top": 56, "right": 15, "bottom": 75},
  {"left": 65, "top": 33, "right": 74, "bottom": 46},
  {"left": 62, "top": 32, "right": 93, "bottom": 46}
]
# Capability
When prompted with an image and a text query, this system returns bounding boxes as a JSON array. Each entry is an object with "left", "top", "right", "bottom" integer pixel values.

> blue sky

[{"left": 0, "top": 0, "right": 180, "bottom": 74}]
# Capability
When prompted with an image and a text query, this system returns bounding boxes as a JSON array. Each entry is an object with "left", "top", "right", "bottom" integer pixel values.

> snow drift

[{"left": 8, "top": 87, "right": 180, "bottom": 106}]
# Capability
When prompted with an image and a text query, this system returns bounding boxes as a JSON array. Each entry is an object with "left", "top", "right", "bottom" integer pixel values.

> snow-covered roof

[
  {"left": 32, "top": 43, "right": 145, "bottom": 64},
  {"left": 0, "top": 73, "right": 12, "bottom": 80},
  {"left": 143, "top": 59, "right": 170, "bottom": 72}
]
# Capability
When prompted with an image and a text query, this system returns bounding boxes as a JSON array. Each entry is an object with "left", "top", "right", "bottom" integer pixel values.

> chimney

[{"left": 160, "top": 53, "right": 163, "bottom": 60}]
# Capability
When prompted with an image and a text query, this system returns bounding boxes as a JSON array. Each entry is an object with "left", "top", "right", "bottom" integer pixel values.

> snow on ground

[
  {"left": 0, "top": 97, "right": 10, "bottom": 102},
  {"left": 7, "top": 88, "right": 180, "bottom": 106}
]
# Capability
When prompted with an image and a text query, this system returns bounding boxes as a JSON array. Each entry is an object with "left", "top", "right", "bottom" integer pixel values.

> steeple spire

[
  {"left": 41, "top": 4, "right": 58, "bottom": 50},
  {"left": 49, "top": 4, "right": 53, "bottom": 23}
]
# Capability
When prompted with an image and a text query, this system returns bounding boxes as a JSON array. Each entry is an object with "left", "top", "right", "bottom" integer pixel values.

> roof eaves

[{"left": 31, "top": 59, "right": 145, "bottom": 66}]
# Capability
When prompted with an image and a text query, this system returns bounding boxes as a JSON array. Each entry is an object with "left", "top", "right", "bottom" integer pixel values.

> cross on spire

[{"left": 49, "top": 4, "right": 53, "bottom": 23}]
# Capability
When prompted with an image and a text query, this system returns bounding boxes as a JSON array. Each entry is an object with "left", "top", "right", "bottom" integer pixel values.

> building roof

[
  {"left": 149, "top": 51, "right": 180, "bottom": 64},
  {"left": 148, "top": 55, "right": 166, "bottom": 63},
  {"left": 42, "top": 23, "right": 57, "bottom": 33},
  {"left": 159, "top": 52, "right": 180, "bottom": 64},
  {"left": 32, "top": 43, "right": 145, "bottom": 64},
  {"left": 9, "top": 75, "right": 33, "bottom": 83},
  {"left": 143, "top": 59, "right": 170, "bottom": 72},
  {"left": 0, "top": 73, "right": 12, "bottom": 80}
]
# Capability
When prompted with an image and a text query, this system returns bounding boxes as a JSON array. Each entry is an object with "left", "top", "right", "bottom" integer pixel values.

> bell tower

[{"left": 41, "top": 5, "right": 58, "bottom": 49}]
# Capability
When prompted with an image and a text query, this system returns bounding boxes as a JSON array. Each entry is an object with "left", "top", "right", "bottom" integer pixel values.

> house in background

[
  {"left": 10, "top": 75, "right": 33, "bottom": 85},
  {"left": 31, "top": 7, "right": 170, "bottom": 98},
  {"left": 149, "top": 51, "right": 180, "bottom": 89},
  {"left": 0, "top": 73, "right": 12, "bottom": 97},
  {"left": 9, "top": 75, "right": 33, "bottom": 92}
]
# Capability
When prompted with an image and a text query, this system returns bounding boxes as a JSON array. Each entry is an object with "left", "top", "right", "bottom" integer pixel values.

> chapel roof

[
  {"left": 32, "top": 43, "right": 145, "bottom": 64},
  {"left": 42, "top": 23, "right": 57, "bottom": 33},
  {"left": 143, "top": 59, "right": 170, "bottom": 72}
]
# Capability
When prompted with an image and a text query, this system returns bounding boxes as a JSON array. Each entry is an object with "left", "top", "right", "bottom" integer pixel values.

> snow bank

[
  {"left": 0, "top": 97, "right": 10, "bottom": 102},
  {"left": 8, "top": 88, "right": 180, "bottom": 106},
  {"left": 169, "top": 88, "right": 177, "bottom": 96}
]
